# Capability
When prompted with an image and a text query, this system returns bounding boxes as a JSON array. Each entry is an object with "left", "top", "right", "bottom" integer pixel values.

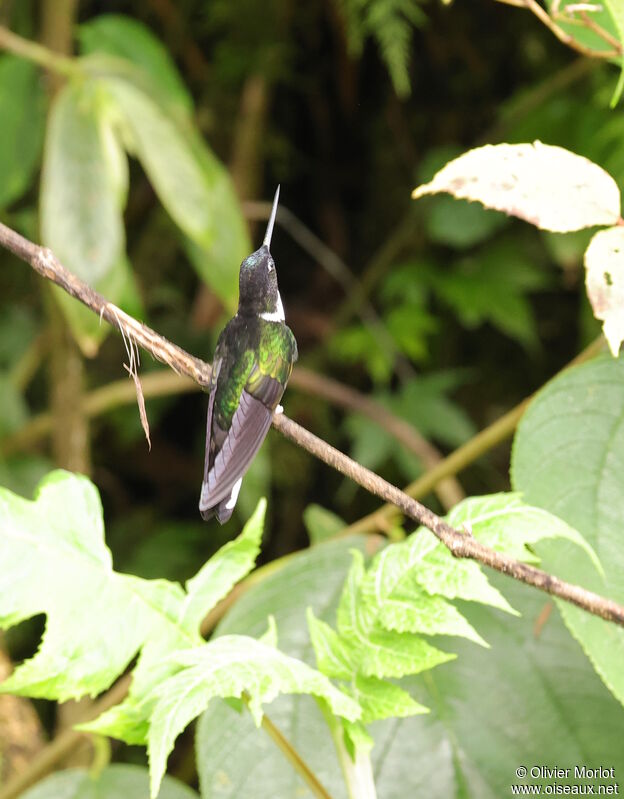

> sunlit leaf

[
  {"left": 147, "top": 633, "right": 359, "bottom": 797},
  {"left": 412, "top": 142, "right": 621, "bottom": 232}
]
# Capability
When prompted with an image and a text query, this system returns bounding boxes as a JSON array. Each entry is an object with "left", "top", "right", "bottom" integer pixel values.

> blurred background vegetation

[{"left": 0, "top": 0, "right": 621, "bottom": 756}]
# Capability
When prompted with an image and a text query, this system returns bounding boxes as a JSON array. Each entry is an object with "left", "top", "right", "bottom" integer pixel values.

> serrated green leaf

[
  {"left": 0, "top": 56, "right": 46, "bottom": 209},
  {"left": 360, "top": 629, "right": 455, "bottom": 678},
  {"left": 148, "top": 635, "right": 359, "bottom": 797},
  {"left": 353, "top": 674, "right": 428, "bottom": 724},
  {"left": 335, "top": 548, "right": 457, "bottom": 679},
  {"left": 0, "top": 471, "right": 187, "bottom": 700},
  {"left": 82, "top": 500, "right": 268, "bottom": 744},
  {"left": 0, "top": 475, "right": 353, "bottom": 797},
  {"left": 307, "top": 608, "right": 353, "bottom": 679},
  {"left": 378, "top": 587, "right": 488, "bottom": 647},
  {"left": 197, "top": 535, "right": 371, "bottom": 798},
  {"left": 21, "top": 764, "right": 197, "bottom": 799},
  {"left": 363, "top": 530, "right": 515, "bottom": 616},
  {"left": 512, "top": 354, "right": 624, "bottom": 707},
  {"left": 447, "top": 492, "right": 602, "bottom": 574}
]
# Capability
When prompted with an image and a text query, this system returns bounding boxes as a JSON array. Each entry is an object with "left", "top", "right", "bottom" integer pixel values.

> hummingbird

[{"left": 199, "top": 187, "right": 298, "bottom": 523}]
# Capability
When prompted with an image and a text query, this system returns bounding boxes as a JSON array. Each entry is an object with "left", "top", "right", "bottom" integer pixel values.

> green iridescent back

[{"left": 212, "top": 317, "right": 297, "bottom": 431}]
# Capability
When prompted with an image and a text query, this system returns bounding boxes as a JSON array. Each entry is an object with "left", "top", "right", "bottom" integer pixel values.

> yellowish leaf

[
  {"left": 585, "top": 226, "right": 624, "bottom": 356},
  {"left": 412, "top": 142, "right": 621, "bottom": 233}
]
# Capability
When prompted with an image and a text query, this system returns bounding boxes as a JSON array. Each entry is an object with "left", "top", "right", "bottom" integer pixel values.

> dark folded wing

[{"left": 199, "top": 389, "right": 274, "bottom": 512}]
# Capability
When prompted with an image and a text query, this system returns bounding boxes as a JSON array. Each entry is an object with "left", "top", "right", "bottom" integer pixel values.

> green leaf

[
  {"left": 0, "top": 470, "right": 187, "bottom": 700},
  {"left": 103, "top": 74, "right": 248, "bottom": 308},
  {"left": 0, "top": 373, "right": 28, "bottom": 437},
  {"left": 447, "top": 493, "right": 602, "bottom": 574},
  {"left": 82, "top": 501, "right": 267, "bottom": 744},
  {"left": 307, "top": 608, "right": 358, "bottom": 680},
  {"left": 197, "top": 535, "right": 369, "bottom": 799},
  {"left": 512, "top": 354, "right": 624, "bottom": 707},
  {"left": 41, "top": 80, "right": 125, "bottom": 287},
  {"left": 425, "top": 195, "right": 508, "bottom": 249},
  {"left": 303, "top": 504, "right": 346, "bottom": 545},
  {"left": 40, "top": 78, "right": 132, "bottom": 354},
  {"left": 78, "top": 15, "right": 193, "bottom": 115},
  {"left": 21, "top": 764, "right": 197, "bottom": 799},
  {"left": 103, "top": 76, "right": 211, "bottom": 247},
  {"left": 147, "top": 635, "right": 359, "bottom": 797},
  {"left": 179, "top": 499, "right": 265, "bottom": 632},
  {"left": 0, "top": 55, "right": 46, "bottom": 209},
  {"left": 433, "top": 240, "right": 549, "bottom": 349},
  {"left": 197, "top": 533, "right": 624, "bottom": 798},
  {"left": 0, "top": 475, "right": 355, "bottom": 796},
  {"left": 352, "top": 674, "right": 427, "bottom": 724}
]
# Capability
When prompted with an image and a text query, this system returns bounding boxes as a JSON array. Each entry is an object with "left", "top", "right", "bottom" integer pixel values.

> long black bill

[{"left": 263, "top": 185, "right": 280, "bottom": 249}]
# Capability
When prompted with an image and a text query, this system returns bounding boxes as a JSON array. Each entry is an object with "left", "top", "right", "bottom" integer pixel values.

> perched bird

[{"left": 199, "top": 187, "right": 298, "bottom": 523}]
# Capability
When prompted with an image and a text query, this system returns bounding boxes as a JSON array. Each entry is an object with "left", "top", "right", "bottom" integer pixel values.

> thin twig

[
  {"left": 0, "top": 222, "right": 621, "bottom": 626},
  {"left": 493, "top": 0, "right": 622, "bottom": 59},
  {"left": 579, "top": 9, "right": 623, "bottom": 50},
  {"left": 291, "top": 367, "right": 464, "bottom": 509},
  {"left": 0, "top": 362, "right": 464, "bottom": 509},
  {"left": 260, "top": 712, "right": 334, "bottom": 799},
  {"left": 0, "top": 25, "right": 77, "bottom": 75},
  {"left": 345, "top": 335, "right": 605, "bottom": 535}
]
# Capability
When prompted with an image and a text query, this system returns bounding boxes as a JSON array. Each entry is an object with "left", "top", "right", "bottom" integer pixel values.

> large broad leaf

[
  {"left": 102, "top": 76, "right": 212, "bottom": 249},
  {"left": 21, "top": 764, "right": 197, "bottom": 799},
  {"left": 102, "top": 74, "right": 247, "bottom": 308},
  {"left": 78, "top": 14, "right": 193, "bottom": 115},
  {"left": 585, "top": 226, "right": 624, "bottom": 356},
  {"left": 0, "top": 55, "right": 46, "bottom": 209},
  {"left": 40, "top": 78, "right": 133, "bottom": 355},
  {"left": 512, "top": 354, "right": 624, "bottom": 707},
  {"left": 197, "top": 535, "right": 624, "bottom": 799},
  {"left": 412, "top": 142, "right": 621, "bottom": 232}
]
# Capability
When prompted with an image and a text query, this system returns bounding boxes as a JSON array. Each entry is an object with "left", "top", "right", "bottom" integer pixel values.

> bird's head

[{"left": 238, "top": 187, "right": 283, "bottom": 320}]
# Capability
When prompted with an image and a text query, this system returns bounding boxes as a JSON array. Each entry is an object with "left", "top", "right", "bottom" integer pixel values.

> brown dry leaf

[
  {"left": 412, "top": 142, "right": 621, "bottom": 232},
  {"left": 585, "top": 226, "right": 624, "bottom": 356}
]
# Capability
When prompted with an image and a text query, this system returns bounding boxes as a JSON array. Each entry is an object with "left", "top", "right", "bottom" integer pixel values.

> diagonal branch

[{"left": 0, "top": 219, "right": 623, "bottom": 628}]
